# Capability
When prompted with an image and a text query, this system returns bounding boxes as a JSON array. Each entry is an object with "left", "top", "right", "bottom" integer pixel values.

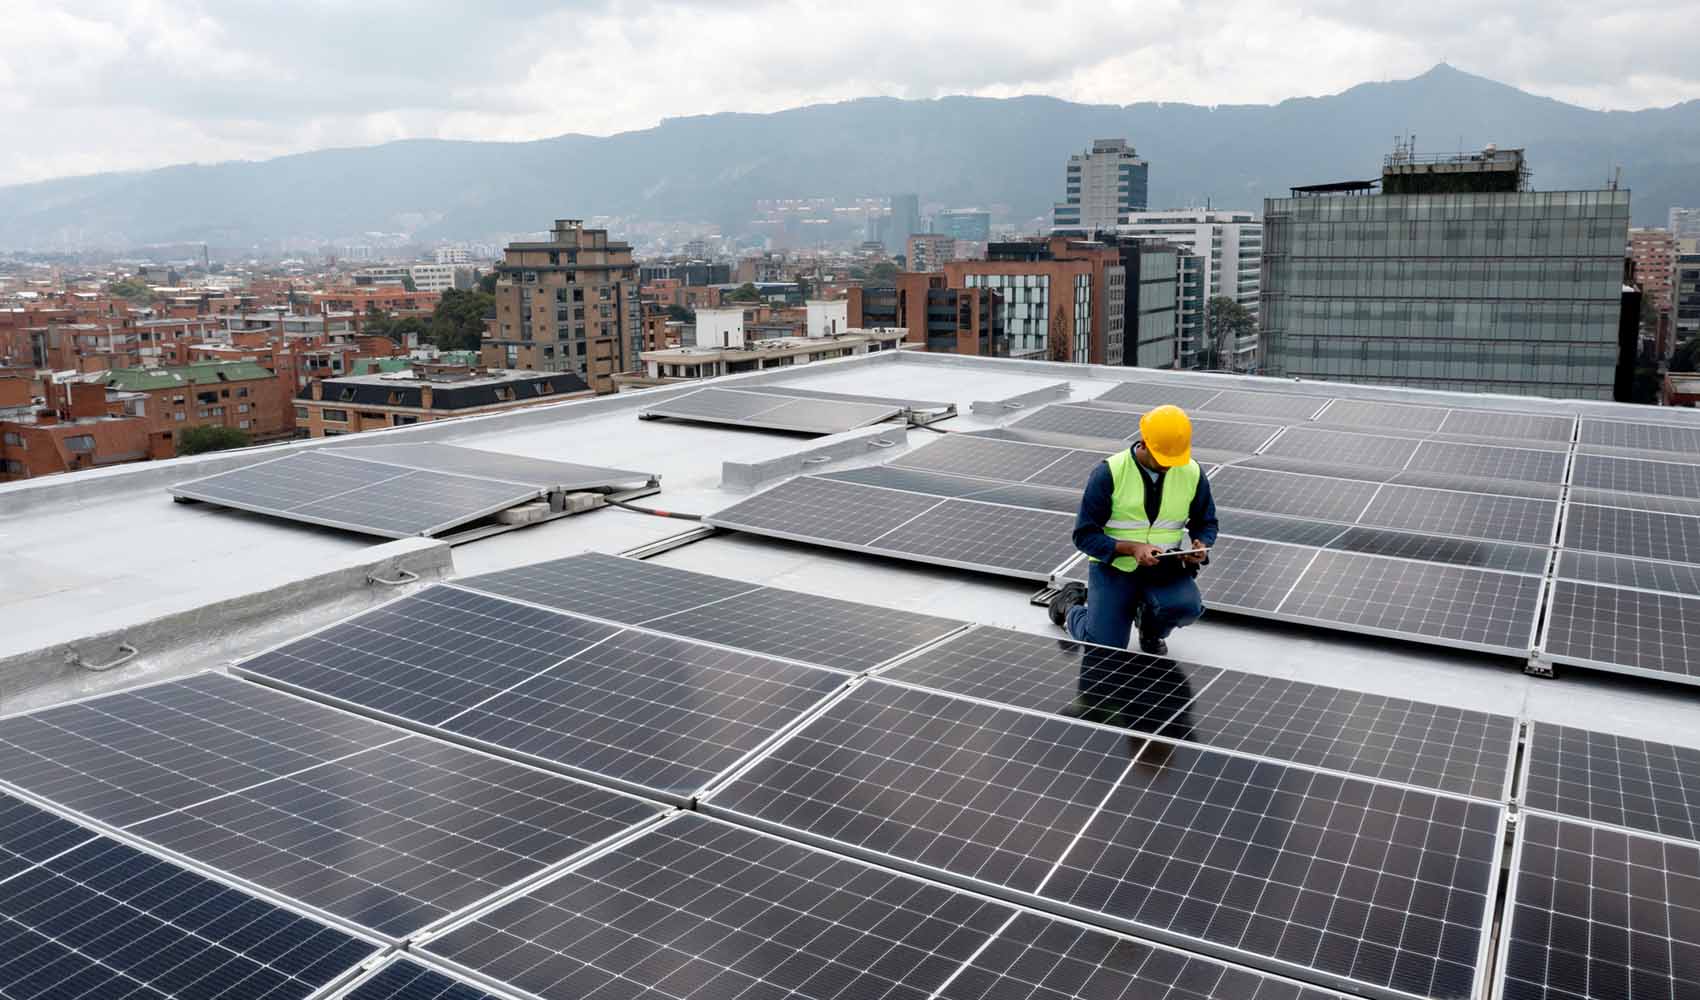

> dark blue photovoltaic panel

[
  {"left": 0, "top": 793, "right": 94, "bottom": 882},
  {"left": 341, "top": 960, "right": 504, "bottom": 1000},
  {"left": 129, "top": 736, "right": 663, "bottom": 938},
  {"left": 0, "top": 673, "right": 396, "bottom": 828},
  {"left": 0, "top": 835, "right": 376, "bottom": 1000},
  {"left": 1043, "top": 743, "right": 1502, "bottom": 1000},
  {"left": 425, "top": 815, "right": 1014, "bottom": 1000},
  {"left": 238, "top": 585, "right": 621, "bottom": 725}
]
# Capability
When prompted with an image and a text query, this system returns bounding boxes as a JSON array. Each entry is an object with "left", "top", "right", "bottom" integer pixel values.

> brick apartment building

[
  {"left": 310, "top": 287, "right": 440, "bottom": 324},
  {"left": 0, "top": 378, "right": 155, "bottom": 480},
  {"left": 847, "top": 274, "right": 1006, "bottom": 355},
  {"left": 1630, "top": 228, "right": 1678, "bottom": 357},
  {"left": 483, "top": 219, "right": 643, "bottom": 393},
  {"left": 945, "top": 237, "right": 1127, "bottom": 364},
  {"left": 297, "top": 362, "right": 592, "bottom": 437},
  {"left": 100, "top": 362, "right": 292, "bottom": 445}
]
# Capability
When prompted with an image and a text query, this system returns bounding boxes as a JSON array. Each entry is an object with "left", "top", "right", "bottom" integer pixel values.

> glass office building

[{"left": 1261, "top": 189, "right": 1631, "bottom": 399}]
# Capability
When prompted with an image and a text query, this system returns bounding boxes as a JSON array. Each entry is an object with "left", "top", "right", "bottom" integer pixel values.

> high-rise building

[
  {"left": 1053, "top": 139, "right": 1149, "bottom": 233},
  {"left": 1261, "top": 148, "right": 1632, "bottom": 399},
  {"left": 483, "top": 219, "right": 642, "bottom": 393},
  {"left": 1629, "top": 228, "right": 1678, "bottom": 357},
  {"left": 934, "top": 210, "right": 991, "bottom": 243},
  {"left": 1100, "top": 237, "right": 1182, "bottom": 369},
  {"left": 886, "top": 194, "right": 921, "bottom": 256},
  {"left": 1119, "top": 210, "right": 1262, "bottom": 370},
  {"left": 847, "top": 275, "right": 1006, "bottom": 355},
  {"left": 1677, "top": 240, "right": 1700, "bottom": 349},
  {"left": 945, "top": 236, "right": 1125, "bottom": 364},
  {"left": 1670, "top": 207, "right": 1700, "bottom": 241},
  {"left": 907, "top": 234, "right": 956, "bottom": 273}
]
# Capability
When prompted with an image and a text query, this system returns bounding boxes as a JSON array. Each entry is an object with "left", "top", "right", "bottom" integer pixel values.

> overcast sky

[{"left": 3, "top": 0, "right": 1697, "bottom": 187}]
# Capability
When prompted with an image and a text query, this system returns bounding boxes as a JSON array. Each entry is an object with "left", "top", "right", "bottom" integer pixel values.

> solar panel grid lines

[
  {"left": 1555, "top": 549, "right": 1700, "bottom": 598},
  {"left": 0, "top": 672, "right": 405, "bottom": 830},
  {"left": 1356, "top": 486, "right": 1560, "bottom": 547},
  {"left": 1436, "top": 409, "right": 1576, "bottom": 444},
  {"left": 1538, "top": 580, "right": 1700, "bottom": 683},
  {"left": 439, "top": 627, "right": 851, "bottom": 802},
  {"left": 1210, "top": 466, "right": 1384, "bottom": 523},
  {"left": 1023, "top": 447, "right": 1115, "bottom": 489},
  {"left": 1261, "top": 427, "right": 1424, "bottom": 470},
  {"left": 864, "top": 498, "right": 1079, "bottom": 579},
  {"left": 1326, "top": 527, "right": 1553, "bottom": 576},
  {"left": 1195, "top": 390, "right": 1330, "bottom": 422},
  {"left": 1316, "top": 399, "right": 1451, "bottom": 434},
  {"left": 1571, "top": 452, "right": 1700, "bottom": 499},
  {"left": 891, "top": 433, "right": 1081, "bottom": 482},
  {"left": 708, "top": 475, "right": 947, "bottom": 546},
  {"left": 456, "top": 551, "right": 766, "bottom": 625},
  {"left": 332, "top": 442, "right": 654, "bottom": 492},
  {"left": 1408, "top": 441, "right": 1569, "bottom": 486},
  {"left": 332, "top": 958, "right": 510, "bottom": 1000},
  {"left": 1198, "top": 536, "right": 1327, "bottom": 614},
  {"left": 1493, "top": 812, "right": 1700, "bottom": 1000},
  {"left": 1278, "top": 550, "right": 1545, "bottom": 655},
  {"left": 126, "top": 734, "right": 668, "bottom": 939},
  {"left": 1215, "top": 509, "right": 1355, "bottom": 549},
  {"left": 421, "top": 812, "right": 1019, "bottom": 1000},
  {"left": 1039, "top": 741, "right": 1506, "bottom": 1000},
  {"left": 701, "top": 679, "right": 1143, "bottom": 899},
  {"left": 236, "top": 585, "right": 626, "bottom": 728},
  {"left": 821, "top": 464, "right": 1083, "bottom": 514},
  {"left": 0, "top": 792, "right": 97, "bottom": 885},
  {"left": 0, "top": 833, "right": 383, "bottom": 1000},
  {"left": 1012, "top": 403, "right": 1141, "bottom": 441},
  {"left": 1565, "top": 487, "right": 1700, "bottom": 517},
  {"left": 1521, "top": 724, "right": 1700, "bottom": 844},
  {"left": 1093, "top": 382, "right": 1227, "bottom": 412},
  {"left": 1562, "top": 503, "right": 1700, "bottom": 566},
  {"left": 1579, "top": 418, "right": 1700, "bottom": 456}
]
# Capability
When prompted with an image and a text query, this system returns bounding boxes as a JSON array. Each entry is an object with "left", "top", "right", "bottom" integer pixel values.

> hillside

[{"left": 2, "top": 64, "right": 1696, "bottom": 248}]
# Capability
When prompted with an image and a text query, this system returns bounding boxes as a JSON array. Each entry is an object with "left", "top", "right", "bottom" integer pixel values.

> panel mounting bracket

[{"left": 1524, "top": 651, "right": 1553, "bottom": 678}]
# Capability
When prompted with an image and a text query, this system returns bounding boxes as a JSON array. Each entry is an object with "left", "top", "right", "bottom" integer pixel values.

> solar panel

[
  {"left": 1280, "top": 551, "right": 1543, "bottom": 653},
  {"left": 1409, "top": 441, "right": 1568, "bottom": 484},
  {"left": 865, "top": 498, "right": 1076, "bottom": 579},
  {"left": 823, "top": 465, "right": 1081, "bottom": 512},
  {"left": 1172, "top": 672, "right": 1517, "bottom": 799},
  {"left": 1094, "top": 382, "right": 1225, "bottom": 411},
  {"left": 892, "top": 434, "right": 1079, "bottom": 482},
  {"left": 876, "top": 627, "right": 1221, "bottom": 730},
  {"left": 1541, "top": 580, "right": 1700, "bottom": 682},
  {"left": 943, "top": 911, "right": 1355, "bottom": 1000},
  {"left": 1210, "top": 466, "right": 1382, "bottom": 523},
  {"left": 441, "top": 628, "right": 847, "bottom": 800},
  {"left": 1556, "top": 550, "right": 1700, "bottom": 596},
  {"left": 1189, "top": 417, "right": 1285, "bottom": 455},
  {"left": 641, "top": 387, "right": 906, "bottom": 433},
  {"left": 704, "top": 680, "right": 1138, "bottom": 896},
  {"left": 708, "top": 476, "right": 944, "bottom": 545},
  {"left": 1042, "top": 742, "right": 1503, "bottom": 1000},
  {"left": 1567, "top": 486, "right": 1700, "bottom": 517},
  {"left": 731, "top": 383, "right": 951, "bottom": 412},
  {"left": 1014, "top": 403, "right": 1139, "bottom": 440},
  {"left": 1023, "top": 448, "right": 1114, "bottom": 489},
  {"left": 1317, "top": 399, "right": 1449, "bottom": 433},
  {"left": 0, "top": 792, "right": 95, "bottom": 882},
  {"left": 1327, "top": 526, "right": 1552, "bottom": 574},
  {"left": 1437, "top": 409, "right": 1575, "bottom": 443},
  {"left": 456, "top": 550, "right": 761, "bottom": 623},
  {"left": 0, "top": 673, "right": 396, "bottom": 828},
  {"left": 1523, "top": 725, "right": 1700, "bottom": 843},
  {"left": 1563, "top": 504, "right": 1700, "bottom": 564},
  {"left": 129, "top": 735, "right": 663, "bottom": 938},
  {"left": 1235, "top": 454, "right": 1402, "bottom": 483},
  {"left": 1218, "top": 510, "right": 1352, "bottom": 548},
  {"left": 1579, "top": 418, "right": 1700, "bottom": 456},
  {"left": 336, "top": 442, "right": 653, "bottom": 491},
  {"left": 238, "top": 586, "right": 622, "bottom": 726},
  {"left": 171, "top": 451, "right": 543, "bottom": 538},
  {"left": 1496, "top": 814, "right": 1700, "bottom": 1000},
  {"left": 1261, "top": 427, "right": 1420, "bottom": 469},
  {"left": 339, "top": 959, "right": 502, "bottom": 1000},
  {"left": 0, "top": 834, "right": 378, "bottom": 1000},
  {"left": 1390, "top": 468, "right": 1566, "bottom": 501},
  {"left": 640, "top": 584, "right": 964, "bottom": 673},
  {"left": 423, "top": 814, "right": 1015, "bottom": 1000},
  {"left": 1197, "top": 390, "right": 1328, "bottom": 421},
  {"left": 1358, "top": 487, "right": 1559, "bottom": 546},
  {"left": 1571, "top": 453, "right": 1700, "bottom": 498},
  {"left": 1198, "top": 536, "right": 1323, "bottom": 613}
]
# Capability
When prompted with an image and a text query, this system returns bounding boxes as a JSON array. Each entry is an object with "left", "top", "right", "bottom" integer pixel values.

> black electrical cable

[{"left": 605, "top": 498, "right": 705, "bottom": 521}]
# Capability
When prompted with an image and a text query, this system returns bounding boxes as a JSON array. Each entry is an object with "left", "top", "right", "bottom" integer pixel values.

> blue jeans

[{"left": 1066, "top": 559, "right": 1204, "bottom": 648}]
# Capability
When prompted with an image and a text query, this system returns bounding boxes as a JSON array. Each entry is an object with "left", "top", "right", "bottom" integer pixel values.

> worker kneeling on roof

[{"left": 1048, "top": 404, "right": 1218, "bottom": 655}]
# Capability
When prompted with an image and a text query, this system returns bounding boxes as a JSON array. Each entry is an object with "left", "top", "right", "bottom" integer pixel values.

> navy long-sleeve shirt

[{"left": 1071, "top": 445, "right": 1218, "bottom": 565}]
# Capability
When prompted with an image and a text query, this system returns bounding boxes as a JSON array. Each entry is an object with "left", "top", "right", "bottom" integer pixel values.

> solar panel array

[
  {"left": 169, "top": 445, "right": 650, "bottom": 539},
  {"left": 639, "top": 386, "right": 908, "bottom": 434},
  {"left": 1497, "top": 723, "right": 1700, "bottom": 1000}
]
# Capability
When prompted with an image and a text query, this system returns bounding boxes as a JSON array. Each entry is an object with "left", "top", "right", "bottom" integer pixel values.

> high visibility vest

[{"left": 1093, "top": 448, "right": 1201, "bottom": 573}]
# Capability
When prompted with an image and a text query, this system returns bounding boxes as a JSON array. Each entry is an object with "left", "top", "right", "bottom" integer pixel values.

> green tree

[
  {"left": 664, "top": 304, "right": 694, "bottom": 323},
  {"left": 401, "top": 274, "right": 418, "bottom": 292},
  {"left": 107, "top": 277, "right": 151, "bottom": 303},
  {"left": 1203, "top": 296, "right": 1254, "bottom": 371},
  {"left": 727, "top": 282, "right": 762, "bottom": 302},
  {"left": 430, "top": 288, "right": 495, "bottom": 351},
  {"left": 176, "top": 425, "right": 251, "bottom": 455},
  {"left": 477, "top": 271, "right": 498, "bottom": 294},
  {"left": 1674, "top": 338, "right": 1700, "bottom": 373},
  {"left": 867, "top": 261, "right": 899, "bottom": 284}
]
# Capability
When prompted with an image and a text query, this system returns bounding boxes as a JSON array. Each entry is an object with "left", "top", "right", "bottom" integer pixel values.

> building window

[
  {"left": 237, "top": 404, "right": 250, "bottom": 413},
  {"left": 174, "top": 412, "right": 186, "bottom": 422},
  {"left": 322, "top": 409, "right": 349, "bottom": 422},
  {"left": 238, "top": 420, "right": 251, "bottom": 429},
  {"left": 322, "top": 429, "right": 343, "bottom": 436},
  {"left": 359, "top": 412, "right": 384, "bottom": 421},
  {"left": 293, "top": 406, "right": 308, "bottom": 420},
  {"left": 1, "top": 431, "right": 21, "bottom": 447},
  {"left": 237, "top": 388, "right": 249, "bottom": 398},
  {"left": 65, "top": 434, "right": 95, "bottom": 452},
  {"left": 394, "top": 416, "right": 417, "bottom": 425}
]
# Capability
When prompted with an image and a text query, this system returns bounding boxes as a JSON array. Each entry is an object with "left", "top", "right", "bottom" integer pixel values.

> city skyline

[{"left": 3, "top": 1, "right": 1699, "bottom": 187}]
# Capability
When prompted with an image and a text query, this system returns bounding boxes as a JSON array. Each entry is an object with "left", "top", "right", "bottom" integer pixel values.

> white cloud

[{"left": 1, "top": 0, "right": 1696, "bottom": 185}]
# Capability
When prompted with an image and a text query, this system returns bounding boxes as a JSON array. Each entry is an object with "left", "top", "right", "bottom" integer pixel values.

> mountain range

[{"left": 2, "top": 64, "right": 1696, "bottom": 250}]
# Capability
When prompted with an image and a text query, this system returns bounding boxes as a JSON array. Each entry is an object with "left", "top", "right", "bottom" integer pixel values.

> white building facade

[
  {"left": 1053, "top": 139, "right": 1149, "bottom": 233},
  {"left": 1118, "top": 210, "right": 1262, "bottom": 370}
]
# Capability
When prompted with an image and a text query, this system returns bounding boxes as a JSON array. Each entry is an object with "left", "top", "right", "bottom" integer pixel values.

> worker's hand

[
  {"left": 1181, "top": 539, "right": 1208, "bottom": 565},
  {"left": 1116, "top": 541, "right": 1164, "bottom": 567}
]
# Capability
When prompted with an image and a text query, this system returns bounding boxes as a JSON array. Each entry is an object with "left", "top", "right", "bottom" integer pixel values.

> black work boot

[
  {"left": 1138, "top": 630, "right": 1168, "bottom": 656},
  {"left": 1047, "top": 582, "right": 1087, "bottom": 628}
]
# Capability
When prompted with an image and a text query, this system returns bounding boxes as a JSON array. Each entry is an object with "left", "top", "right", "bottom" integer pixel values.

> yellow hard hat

[{"left": 1139, "top": 404, "right": 1193, "bottom": 466}]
